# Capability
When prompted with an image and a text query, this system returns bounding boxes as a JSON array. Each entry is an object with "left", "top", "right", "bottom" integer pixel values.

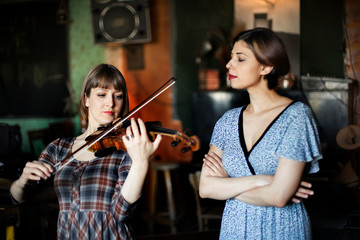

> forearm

[
  {"left": 121, "top": 160, "right": 148, "bottom": 204},
  {"left": 235, "top": 184, "right": 292, "bottom": 207},
  {"left": 10, "top": 179, "right": 27, "bottom": 203},
  {"left": 199, "top": 167, "right": 270, "bottom": 200},
  {"left": 234, "top": 159, "right": 306, "bottom": 207}
]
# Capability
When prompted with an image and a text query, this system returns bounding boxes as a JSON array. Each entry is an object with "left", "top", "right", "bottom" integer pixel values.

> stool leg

[
  {"left": 163, "top": 170, "right": 177, "bottom": 233},
  {"left": 149, "top": 170, "right": 158, "bottom": 234},
  {"left": 6, "top": 226, "right": 15, "bottom": 240}
]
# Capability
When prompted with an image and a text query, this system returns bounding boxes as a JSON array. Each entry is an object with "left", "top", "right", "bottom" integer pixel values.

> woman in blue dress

[{"left": 199, "top": 28, "right": 322, "bottom": 239}]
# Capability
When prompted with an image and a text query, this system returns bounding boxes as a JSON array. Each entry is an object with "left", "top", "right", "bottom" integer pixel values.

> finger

[
  {"left": 137, "top": 118, "right": 150, "bottom": 141},
  {"left": 203, "top": 157, "right": 217, "bottom": 171},
  {"left": 130, "top": 118, "right": 140, "bottom": 138},
  {"left": 203, "top": 163, "right": 217, "bottom": 176},
  {"left": 27, "top": 174, "right": 41, "bottom": 181},
  {"left": 201, "top": 163, "right": 213, "bottom": 175},
  {"left": 204, "top": 153, "right": 218, "bottom": 164},
  {"left": 209, "top": 152, "right": 221, "bottom": 161},
  {"left": 43, "top": 162, "right": 55, "bottom": 173},
  {"left": 300, "top": 181, "right": 312, "bottom": 188},
  {"left": 294, "top": 192, "right": 309, "bottom": 199},
  {"left": 296, "top": 187, "right": 314, "bottom": 196},
  {"left": 37, "top": 162, "right": 54, "bottom": 175},
  {"left": 208, "top": 152, "right": 223, "bottom": 166},
  {"left": 152, "top": 134, "right": 162, "bottom": 150},
  {"left": 291, "top": 197, "right": 301, "bottom": 203},
  {"left": 25, "top": 167, "right": 49, "bottom": 180},
  {"left": 202, "top": 163, "right": 219, "bottom": 177},
  {"left": 125, "top": 125, "right": 133, "bottom": 140},
  {"left": 203, "top": 160, "right": 218, "bottom": 175},
  {"left": 122, "top": 133, "right": 129, "bottom": 143},
  {"left": 27, "top": 162, "right": 52, "bottom": 177},
  {"left": 203, "top": 161, "right": 220, "bottom": 175},
  {"left": 204, "top": 154, "right": 221, "bottom": 170},
  {"left": 202, "top": 161, "right": 214, "bottom": 171}
]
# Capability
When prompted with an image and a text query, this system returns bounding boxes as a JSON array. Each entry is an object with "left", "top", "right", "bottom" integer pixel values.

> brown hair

[
  {"left": 79, "top": 64, "right": 129, "bottom": 124},
  {"left": 232, "top": 28, "right": 290, "bottom": 89}
]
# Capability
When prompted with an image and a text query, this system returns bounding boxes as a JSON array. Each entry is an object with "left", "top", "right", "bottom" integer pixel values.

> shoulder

[
  {"left": 40, "top": 137, "right": 74, "bottom": 163},
  {"left": 286, "top": 101, "right": 313, "bottom": 118},
  {"left": 213, "top": 107, "right": 244, "bottom": 129},
  {"left": 281, "top": 101, "right": 318, "bottom": 132},
  {"left": 220, "top": 106, "right": 245, "bottom": 121},
  {"left": 211, "top": 106, "right": 241, "bottom": 130},
  {"left": 48, "top": 137, "right": 74, "bottom": 150}
]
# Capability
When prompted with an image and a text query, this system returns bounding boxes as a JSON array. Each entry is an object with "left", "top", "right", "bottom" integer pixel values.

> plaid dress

[{"left": 39, "top": 137, "right": 137, "bottom": 240}]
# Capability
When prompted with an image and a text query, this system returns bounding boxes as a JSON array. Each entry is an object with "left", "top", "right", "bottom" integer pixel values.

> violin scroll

[{"left": 170, "top": 135, "right": 199, "bottom": 153}]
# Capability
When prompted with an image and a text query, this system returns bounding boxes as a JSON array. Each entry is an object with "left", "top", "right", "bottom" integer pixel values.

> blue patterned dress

[{"left": 210, "top": 101, "right": 322, "bottom": 240}]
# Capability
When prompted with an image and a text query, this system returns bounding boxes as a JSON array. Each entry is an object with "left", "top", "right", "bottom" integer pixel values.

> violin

[
  {"left": 85, "top": 120, "right": 200, "bottom": 156},
  {"left": 53, "top": 77, "right": 194, "bottom": 172}
]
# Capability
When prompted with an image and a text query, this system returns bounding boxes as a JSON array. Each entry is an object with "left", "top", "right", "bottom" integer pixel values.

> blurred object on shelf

[
  {"left": 198, "top": 69, "right": 220, "bottom": 90},
  {"left": 278, "top": 73, "right": 296, "bottom": 89}
]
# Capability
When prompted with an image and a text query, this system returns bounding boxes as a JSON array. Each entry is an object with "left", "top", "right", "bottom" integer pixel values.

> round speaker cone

[
  {"left": 94, "top": 0, "right": 111, "bottom": 4},
  {"left": 100, "top": 3, "right": 139, "bottom": 42}
]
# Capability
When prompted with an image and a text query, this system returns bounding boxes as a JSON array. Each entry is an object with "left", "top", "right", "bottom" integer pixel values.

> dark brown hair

[
  {"left": 232, "top": 28, "right": 290, "bottom": 89},
  {"left": 79, "top": 64, "right": 129, "bottom": 124}
]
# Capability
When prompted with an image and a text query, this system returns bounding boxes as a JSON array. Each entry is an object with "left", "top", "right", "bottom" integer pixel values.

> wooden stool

[{"left": 148, "top": 161, "right": 180, "bottom": 234}]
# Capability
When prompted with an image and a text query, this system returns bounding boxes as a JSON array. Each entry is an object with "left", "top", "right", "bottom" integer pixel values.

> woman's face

[
  {"left": 226, "top": 40, "right": 267, "bottom": 90},
  {"left": 85, "top": 85, "right": 124, "bottom": 127}
]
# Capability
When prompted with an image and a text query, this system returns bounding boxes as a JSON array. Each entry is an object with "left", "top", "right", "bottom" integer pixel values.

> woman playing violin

[{"left": 10, "top": 63, "right": 161, "bottom": 239}]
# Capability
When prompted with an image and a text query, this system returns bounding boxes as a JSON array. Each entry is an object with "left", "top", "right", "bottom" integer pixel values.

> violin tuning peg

[
  {"left": 183, "top": 129, "right": 191, "bottom": 135},
  {"left": 171, "top": 140, "right": 181, "bottom": 147},
  {"left": 181, "top": 147, "right": 191, "bottom": 153}
]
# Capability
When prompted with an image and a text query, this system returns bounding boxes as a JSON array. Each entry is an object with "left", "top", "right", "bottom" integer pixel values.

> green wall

[
  {"left": 69, "top": 0, "right": 106, "bottom": 100},
  {"left": 172, "top": 0, "right": 234, "bottom": 130},
  {"left": 0, "top": 0, "right": 105, "bottom": 156}
]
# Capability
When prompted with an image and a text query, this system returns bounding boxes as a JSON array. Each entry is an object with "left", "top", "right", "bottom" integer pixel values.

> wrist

[
  {"left": 15, "top": 179, "right": 26, "bottom": 189},
  {"left": 131, "top": 160, "right": 149, "bottom": 171}
]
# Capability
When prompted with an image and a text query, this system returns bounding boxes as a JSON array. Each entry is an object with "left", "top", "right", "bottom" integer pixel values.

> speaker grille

[
  {"left": 92, "top": 0, "right": 151, "bottom": 44},
  {"left": 100, "top": 4, "right": 139, "bottom": 41}
]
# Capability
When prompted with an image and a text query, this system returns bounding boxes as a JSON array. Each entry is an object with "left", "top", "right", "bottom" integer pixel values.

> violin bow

[{"left": 53, "top": 77, "right": 177, "bottom": 172}]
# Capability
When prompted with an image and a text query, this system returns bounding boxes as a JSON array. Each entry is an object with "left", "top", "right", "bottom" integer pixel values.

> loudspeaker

[{"left": 91, "top": 0, "right": 151, "bottom": 44}]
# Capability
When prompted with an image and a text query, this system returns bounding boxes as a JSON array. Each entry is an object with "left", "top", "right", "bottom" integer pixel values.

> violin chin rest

[{"left": 94, "top": 147, "right": 117, "bottom": 157}]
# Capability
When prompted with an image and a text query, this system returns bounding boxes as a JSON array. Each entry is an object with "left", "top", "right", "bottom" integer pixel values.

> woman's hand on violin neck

[{"left": 122, "top": 118, "right": 162, "bottom": 164}]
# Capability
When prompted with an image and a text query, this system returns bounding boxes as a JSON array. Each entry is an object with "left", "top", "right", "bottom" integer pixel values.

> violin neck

[
  {"left": 146, "top": 124, "right": 178, "bottom": 136},
  {"left": 121, "top": 120, "right": 179, "bottom": 136}
]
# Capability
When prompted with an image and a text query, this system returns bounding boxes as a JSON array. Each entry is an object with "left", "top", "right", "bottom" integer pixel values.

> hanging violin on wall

[{"left": 86, "top": 120, "right": 200, "bottom": 157}]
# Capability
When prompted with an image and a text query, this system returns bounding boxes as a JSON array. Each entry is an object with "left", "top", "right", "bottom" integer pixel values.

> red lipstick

[
  {"left": 228, "top": 74, "right": 237, "bottom": 80},
  {"left": 104, "top": 111, "right": 114, "bottom": 116}
]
